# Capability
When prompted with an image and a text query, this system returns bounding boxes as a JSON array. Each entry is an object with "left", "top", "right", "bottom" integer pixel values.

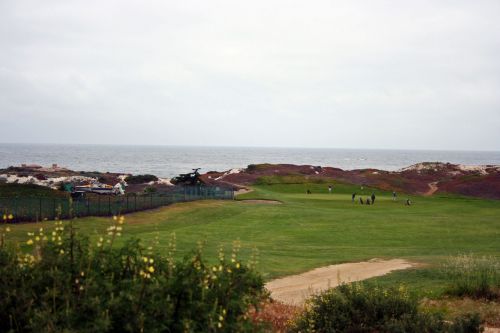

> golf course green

[{"left": 6, "top": 181, "right": 499, "bottom": 294}]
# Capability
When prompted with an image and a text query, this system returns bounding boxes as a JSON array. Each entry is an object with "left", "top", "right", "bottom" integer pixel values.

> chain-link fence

[{"left": 0, "top": 186, "right": 234, "bottom": 222}]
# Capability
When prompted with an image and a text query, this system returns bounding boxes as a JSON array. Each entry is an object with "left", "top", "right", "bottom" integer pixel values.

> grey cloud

[{"left": 1, "top": 0, "right": 499, "bottom": 150}]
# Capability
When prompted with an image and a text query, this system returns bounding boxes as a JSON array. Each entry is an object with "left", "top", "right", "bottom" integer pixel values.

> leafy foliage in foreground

[
  {"left": 0, "top": 220, "right": 267, "bottom": 333},
  {"left": 290, "top": 283, "right": 483, "bottom": 333}
]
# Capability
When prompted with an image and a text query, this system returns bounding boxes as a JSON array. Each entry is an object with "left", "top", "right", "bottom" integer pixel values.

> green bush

[
  {"left": 443, "top": 254, "right": 500, "bottom": 299},
  {"left": 143, "top": 185, "right": 157, "bottom": 194},
  {"left": 246, "top": 164, "right": 273, "bottom": 173},
  {"left": 0, "top": 221, "right": 267, "bottom": 332},
  {"left": 289, "top": 283, "right": 483, "bottom": 333},
  {"left": 125, "top": 174, "right": 158, "bottom": 184}
]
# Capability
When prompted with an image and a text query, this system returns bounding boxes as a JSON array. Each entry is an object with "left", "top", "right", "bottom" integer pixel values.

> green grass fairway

[{"left": 6, "top": 182, "right": 500, "bottom": 283}]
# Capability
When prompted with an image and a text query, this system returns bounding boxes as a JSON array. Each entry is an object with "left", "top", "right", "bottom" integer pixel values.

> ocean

[{"left": 0, "top": 143, "right": 499, "bottom": 178}]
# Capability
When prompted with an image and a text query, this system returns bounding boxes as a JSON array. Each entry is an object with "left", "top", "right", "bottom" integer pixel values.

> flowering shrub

[
  {"left": 0, "top": 217, "right": 267, "bottom": 332},
  {"left": 290, "top": 283, "right": 483, "bottom": 333}
]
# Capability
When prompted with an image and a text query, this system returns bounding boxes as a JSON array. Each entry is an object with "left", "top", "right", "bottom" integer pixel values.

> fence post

[
  {"left": 39, "top": 197, "right": 42, "bottom": 221},
  {"left": 108, "top": 197, "right": 111, "bottom": 216},
  {"left": 98, "top": 196, "right": 101, "bottom": 216},
  {"left": 14, "top": 198, "right": 18, "bottom": 222}
]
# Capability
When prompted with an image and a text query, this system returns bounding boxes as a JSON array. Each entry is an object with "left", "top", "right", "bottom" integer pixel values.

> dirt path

[
  {"left": 424, "top": 181, "right": 439, "bottom": 196},
  {"left": 265, "top": 259, "right": 414, "bottom": 305}
]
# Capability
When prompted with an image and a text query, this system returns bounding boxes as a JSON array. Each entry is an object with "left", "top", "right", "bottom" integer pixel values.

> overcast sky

[{"left": 1, "top": 1, "right": 499, "bottom": 150}]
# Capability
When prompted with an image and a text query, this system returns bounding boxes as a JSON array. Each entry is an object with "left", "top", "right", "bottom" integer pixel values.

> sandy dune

[{"left": 265, "top": 258, "right": 414, "bottom": 305}]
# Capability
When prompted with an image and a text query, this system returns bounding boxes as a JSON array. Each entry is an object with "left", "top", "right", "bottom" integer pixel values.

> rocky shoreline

[{"left": 1, "top": 162, "right": 500, "bottom": 199}]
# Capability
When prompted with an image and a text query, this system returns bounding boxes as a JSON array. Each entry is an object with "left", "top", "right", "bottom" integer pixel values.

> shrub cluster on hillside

[
  {"left": 290, "top": 283, "right": 483, "bottom": 333},
  {"left": 124, "top": 174, "right": 159, "bottom": 184},
  {"left": 0, "top": 219, "right": 267, "bottom": 333},
  {"left": 0, "top": 183, "right": 68, "bottom": 198}
]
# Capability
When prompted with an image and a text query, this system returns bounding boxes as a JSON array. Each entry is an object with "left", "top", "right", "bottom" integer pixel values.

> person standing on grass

[
  {"left": 352, "top": 192, "right": 356, "bottom": 202},
  {"left": 392, "top": 191, "right": 397, "bottom": 201},
  {"left": 328, "top": 185, "right": 332, "bottom": 194},
  {"left": 366, "top": 198, "right": 371, "bottom": 205},
  {"left": 406, "top": 198, "right": 411, "bottom": 206},
  {"left": 359, "top": 197, "right": 364, "bottom": 204},
  {"left": 371, "top": 192, "right": 376, "bottom": 204}
]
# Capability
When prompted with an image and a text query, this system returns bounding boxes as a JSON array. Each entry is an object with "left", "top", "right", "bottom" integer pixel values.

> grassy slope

[
  {"left": 0, "top": 183, "right": 68, "bottom": 198},
  {"left": 6, "top": 182, "right": 500, "bottom": 286}
]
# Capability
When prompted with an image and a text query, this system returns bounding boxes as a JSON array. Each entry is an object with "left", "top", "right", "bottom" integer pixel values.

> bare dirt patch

[
  {"left": 237, "top": 199, "right": 282, "bottom": 204},
  {"left": 265, "top": 259, "right": 415, "bottom": 305},
  {"left": 423, "top": 297, "right": 500, "bottom": 330},
  {"left": 234, "top": 188, "right": 253, "bottom": 195},
  {"left": 424, "top": 181, "right": 439, "bottom": 196}
]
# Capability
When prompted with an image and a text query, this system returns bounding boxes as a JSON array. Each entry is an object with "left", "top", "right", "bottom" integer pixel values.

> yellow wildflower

[
  {"left": 60, "top": 249, "right": 65, "bottom": 254},
  {"left": 8, "top": 214, "right": 13, "bottom": 220},
  {"left": 148, "top": 266, "right": 155, "bottom": 273},
  {"left": 2, "top": 214, "right": 6, "bottom": 220},
  {"left": 26, "top": 239, "right": 33, "bottom": 245},
  {"left": 5, "top": 227, "right": 10, "bottom": 232}
]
